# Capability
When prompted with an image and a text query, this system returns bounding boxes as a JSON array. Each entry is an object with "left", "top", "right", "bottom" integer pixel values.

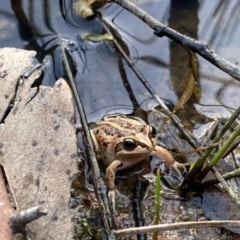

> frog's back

[{"left": 91, "top": 115, "right": 146, "bottom": 164}]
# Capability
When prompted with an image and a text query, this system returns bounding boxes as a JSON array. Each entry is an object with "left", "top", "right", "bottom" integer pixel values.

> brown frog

[{"left": 90, "top": 114, "right": 184, "bottom": 194}]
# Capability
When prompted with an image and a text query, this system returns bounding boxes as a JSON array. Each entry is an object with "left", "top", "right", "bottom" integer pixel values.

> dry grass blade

[
  {"left": 0, "top": 166, "right": 13, "bottom": 240},
  {"left": 153, "top": 169, "right": 161, "bottom": 240},
  {"left": 113, "top": 221, "right": 240, "bottom": 236}
]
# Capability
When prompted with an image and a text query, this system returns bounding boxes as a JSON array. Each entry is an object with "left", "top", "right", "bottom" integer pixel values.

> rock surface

[{"left": 0, "top": 48, "right": 77, "bottom": 239}]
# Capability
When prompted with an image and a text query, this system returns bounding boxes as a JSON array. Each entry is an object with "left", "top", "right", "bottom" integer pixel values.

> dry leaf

[
  {"left": 173, "top": 49, "right": 198, "bottom": 113},
  {"left": 173, "top": 71, "right": 195, "bottom": 113},
  {"left": 82, "top": 33, "right": 114, "bottom": 42}
]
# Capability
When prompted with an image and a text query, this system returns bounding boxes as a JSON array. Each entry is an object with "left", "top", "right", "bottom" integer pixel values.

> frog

[{"left": 90, "top": 114, "right": 184, "bottom": 197}]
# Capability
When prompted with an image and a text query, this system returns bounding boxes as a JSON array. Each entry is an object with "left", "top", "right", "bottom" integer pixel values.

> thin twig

[
  {"left": 172, "top": 140, "right": 223, "bottom": 156},
  {"left": 153, "top": 169, "right": 161, "bottom": 240},
  {"left": 111, "top": 0, "right": 240, "bottom": 81},
  {"left": 61, "top": 42, "right": 114, "bottom": 238},
  {"left": 113, "top": 220, "right": 240, "bottom": 236}
]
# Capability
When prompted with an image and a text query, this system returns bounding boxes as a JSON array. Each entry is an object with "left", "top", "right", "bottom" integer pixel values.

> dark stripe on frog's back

[
  {"left": 97, "top": 120, "right": 145, "bottom": 138},
  {"left": 105, "top": 116, "right": 144, "bottom": 129}
]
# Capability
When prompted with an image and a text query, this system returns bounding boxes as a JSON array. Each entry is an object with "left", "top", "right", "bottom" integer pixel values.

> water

[{"left": 2, "top": 0, "right": 240, "bottom": 122}]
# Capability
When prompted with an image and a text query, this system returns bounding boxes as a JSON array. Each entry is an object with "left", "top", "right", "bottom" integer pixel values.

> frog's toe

[
  {"left": 108, "top": 190, "right": 116, "bottom": 212},
  {"left": 171, "top": 162, "right": 186, "bottom": 175}
]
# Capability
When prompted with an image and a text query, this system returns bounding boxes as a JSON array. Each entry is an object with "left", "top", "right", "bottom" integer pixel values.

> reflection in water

[
  {"left": 169, "top": 0, "right": 206, "bottom": 131},
  {"left": 7, "top": 0, "right": 145, "bottom": 119},
  {"left": 200, "top": 0, "right": 240, "bottom": 50},
  {"left": 2, "top": 0, "right": 240, "bottom": 121},
  {"left": 0, "top": 0, "right": 239, "bottom": 127},
  {"left": 198, "top": 0, "right": 240, "bottom": 117}
]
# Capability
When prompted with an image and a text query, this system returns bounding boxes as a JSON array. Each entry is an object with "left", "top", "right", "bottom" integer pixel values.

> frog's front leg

[
  {"left": 152, "top": 146, "right": 185, "bottom": 174},
  {"left": 105, "top": 160, "right": 122, "bottom": 210},
  {"left": 105, "top": 160, "right": 122, "bottom": 189}
]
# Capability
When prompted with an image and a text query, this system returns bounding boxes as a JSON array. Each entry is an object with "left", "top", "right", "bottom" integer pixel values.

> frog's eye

[
  {"left": 150, "top": 126, "right": 156, "bottom": 138},
  {"left": 123, "top": 138, "right": 137, "bottom": 151}
]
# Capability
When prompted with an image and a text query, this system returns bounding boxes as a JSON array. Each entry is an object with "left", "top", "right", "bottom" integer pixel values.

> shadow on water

[
  {"left": 1, "top": 0, "right": 240, "bottom": 238},
  {"left": 169, "top": 0, "right": 202, "bottom": 132}
]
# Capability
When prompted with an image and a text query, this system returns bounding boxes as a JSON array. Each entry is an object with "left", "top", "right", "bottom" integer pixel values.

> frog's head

[{"left": 115, "top": 125, "right": 156, "bottom": 161}]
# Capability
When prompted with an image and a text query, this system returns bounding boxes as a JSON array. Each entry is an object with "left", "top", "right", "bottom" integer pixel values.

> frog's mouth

[{"left": 116, "top": 149, "right": 152, "bottom": 161}]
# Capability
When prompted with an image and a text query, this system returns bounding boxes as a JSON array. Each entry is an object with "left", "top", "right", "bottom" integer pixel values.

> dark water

[
  {"left": 1, "top": 0, "right": 240, "bottom": 122},
  {"left": 2, "top": 0, "right": 240, "bottom": 237}
]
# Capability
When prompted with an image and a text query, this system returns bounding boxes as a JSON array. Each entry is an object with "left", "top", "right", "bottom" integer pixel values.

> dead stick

[
  {"left": 114, "top": 220, "right": 240, "bottom": 236},
  {"left": 61, "top": 43, "right": 114, "bottom": 237},
  {"left": 111, "top": 0, "right": 240, "bottom": 81}
]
